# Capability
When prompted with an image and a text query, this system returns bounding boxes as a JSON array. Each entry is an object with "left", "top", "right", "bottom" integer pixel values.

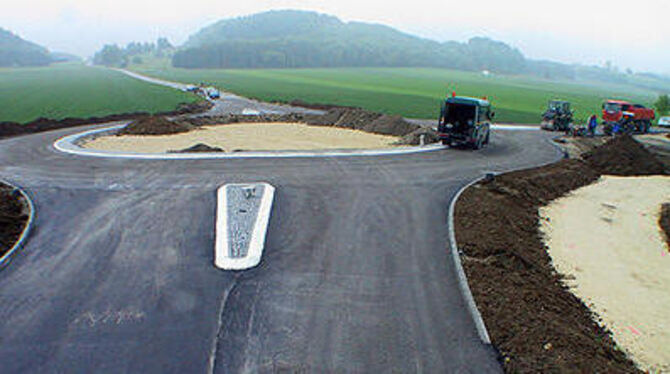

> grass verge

[{"left": 0, "top": 63, "right": 200, "bottom": 123}]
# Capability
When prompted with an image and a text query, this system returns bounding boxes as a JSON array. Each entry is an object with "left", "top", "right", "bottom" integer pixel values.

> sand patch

[
  {"left": 82, "top": 122, "right": 401, "bottom": 153},
  {"left": 540, "top": 175, "right": 670, "bottom": 373}
]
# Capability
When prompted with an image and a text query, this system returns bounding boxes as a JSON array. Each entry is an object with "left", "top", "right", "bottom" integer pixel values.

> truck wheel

[{"left": 473, "top": 137, "right": 482, "bottom": 150}]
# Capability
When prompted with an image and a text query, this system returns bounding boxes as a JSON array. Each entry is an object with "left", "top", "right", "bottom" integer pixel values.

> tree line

[
  {"left": 0, "top": 28, "right": 52, "bottom": 67},
  {"left": 93, "top": 38, "right": 174, "bottom": 67}
]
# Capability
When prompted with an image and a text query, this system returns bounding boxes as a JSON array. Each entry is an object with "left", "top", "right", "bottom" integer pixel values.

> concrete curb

[
  {"left": 0, "top": 180, "right": 35, "bottom": 269},
  {"left": 53, "top": 124, "right": 448, "bottom": 159},
  {"left": 449, "top": 138, "right": 565, "bottom": 345},
  {"left": 448, "top": 176, "right": 491, "bottom": 345},
  {"left": 215, "top": 183, "right": 275, "bottom": 270}
]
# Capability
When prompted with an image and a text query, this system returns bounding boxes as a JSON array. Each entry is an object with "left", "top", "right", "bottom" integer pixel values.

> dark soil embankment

[
  {"left": 455, "top": 135, "right": 667, "bottom": 373},
  {"left": 184, "top": 108, "right": 437, "bottom": 145},
  {"left": 0, "top": 101, "right": 211, "bottom": 139},
  {"left": 0, "top": 183, "right": 28, "bottom": 258},
  {"left": 661, "top": 203, "right": 670, "bottom": 251},
  {"left": 286, "top": 99, "right": 358, "bottom": 111},
  {"left": 168, "top": 143, "right": 225, "bottom": 153},
  {"left": 118, "top": 116, "right": 193, "bottom": 136}
]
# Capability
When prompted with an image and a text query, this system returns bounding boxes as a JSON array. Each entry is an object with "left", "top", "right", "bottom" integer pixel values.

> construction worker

[{"left": 588, "top": 115, "right": 598, "bottom": 136}]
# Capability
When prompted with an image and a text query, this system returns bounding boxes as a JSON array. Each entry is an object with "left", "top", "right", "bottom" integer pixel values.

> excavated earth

[
  {"left": 118, "top": 116, "right": 193, "bottom": 136},
  {"left": 455, "top": 135, "right": 667, "bottom": 373},
  {"left": 0, "top": 182, "right": 28, "bottom": 258},
  {"left": 661, "top": 203, "right": 670, "bottom": 250},
  {"left": 115, "top": 108, "right": 439, "bottom": 146}
]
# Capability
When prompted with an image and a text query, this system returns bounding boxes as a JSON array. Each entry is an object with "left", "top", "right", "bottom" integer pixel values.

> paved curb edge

[
  {"left": 0, "top": 180, "right": 35, "bottom": 269},
  {"left": 449, "top": 137, "right": 565, "bottom": 345},
  {"left": 448, "top": 176, "right": 491, "bottom": 344},
  {"left": 53, "top": 125, "right": 448, "bottom": 159},
  {"left": 215, "top": 183, "right": 276, "bottom": 270}
]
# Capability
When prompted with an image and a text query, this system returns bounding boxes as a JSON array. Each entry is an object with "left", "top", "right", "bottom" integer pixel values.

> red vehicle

[{"left": 601, "top": 99, "right": 655, "bottom": 135}]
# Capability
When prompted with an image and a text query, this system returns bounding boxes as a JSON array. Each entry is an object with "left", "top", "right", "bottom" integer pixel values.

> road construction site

[{"left": 0, "top": 70, "right": 668, "bottom": 373}]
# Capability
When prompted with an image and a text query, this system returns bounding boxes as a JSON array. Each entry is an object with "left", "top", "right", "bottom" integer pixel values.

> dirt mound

[
  {"left": 332, "top": 108, "right": 382, "bottom": 129},
  {"left": 305, "top": 109, "right": 344, "bottom": 126},
  {"left": 168, "top": 143, "right": 224, "bottom": 153},
  {"left": 453, "top": 135, "right": 668, "bottom": 372},
  {"left": 583, "top": 135, "right": 667, "bottom": 175},
  {"left": 118, "top": 116, "right": 192, "bottom": 136},
  {"left": 397, "top": 127, "right": 440, "bottom": 145},
  {"left": 303, "top": 108, "right": 419, "bottom": 137},
  {"left": 0, "top": 183, "right": 28, "bottom": 257},
  {"left": 661, "top": 203, "right": 670, "bottom": 251},
  {"left": 173, "top": 108, "right": 420, "bottom": 139},
  {"left": 363, "top": 114, "right": 420, "bottom": 136},
  {"left": 288, "top": 100, "right": 357, "bottom": 111}
]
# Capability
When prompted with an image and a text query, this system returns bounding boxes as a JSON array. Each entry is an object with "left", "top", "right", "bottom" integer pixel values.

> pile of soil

[
  {"left": 398, "top": 127, "right": 440, "bottom": 145},
  {"left": 583, "top": 135, "right": 667, "bottom": 175},
  {"left": 168, "top": 143, "right": 224, "bottom": 153},
  {"left": 117, "top": 116, "right": 193, "bottom": 136},
  {"left": 306, "top": 109, "right": 421, "bottom": 138},
  {"left": 0, "top": 101, "right": 211, "bottom": 139},
  {"left": 0, "top": 183, "right": 28, "bottom": 257},
  {"left": 187, "top": 113, "right": 308, "bottom": 127},
  {"left": 287, "top": 100, "right": 357, "bottom": 111},
  {"left": 661, "top": 203, "right": 670, "bottom": 251},
  {"left": 180, "top": 108, "right": 431, "bottom": 145},
  {"left": 455, "top": 135, "right": 667, "bottom": 373}
]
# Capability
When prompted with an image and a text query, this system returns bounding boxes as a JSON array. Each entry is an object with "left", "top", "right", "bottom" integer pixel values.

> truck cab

[
  {"left": 602, "top": 99, "right": 655, "bottom": 134},
  {"left": 437, "top": 95, "right": 492, "bottom": 149}
]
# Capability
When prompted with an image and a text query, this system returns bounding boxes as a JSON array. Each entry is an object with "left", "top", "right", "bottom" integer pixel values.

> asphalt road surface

[{"left": 0, "top": 123, "right": 562, "bottom": 373}]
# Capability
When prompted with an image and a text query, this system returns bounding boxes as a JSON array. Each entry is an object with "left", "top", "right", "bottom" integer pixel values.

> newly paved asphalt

[{"left": 0, "top": 122, "right": 562, "bottom": 373}]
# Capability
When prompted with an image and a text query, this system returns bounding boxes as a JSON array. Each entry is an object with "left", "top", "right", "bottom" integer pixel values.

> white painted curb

[
  {"left": 53, "top": 125, "right": 447, "bottom": 159},
  {"left": 215, "top": 183, "right": 275, "bottom": 270},
  {"left": 0, "top": 180, "right": 35, "bottom": 269}
]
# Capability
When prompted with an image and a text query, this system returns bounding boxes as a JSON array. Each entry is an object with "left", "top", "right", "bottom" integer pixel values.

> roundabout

[{"left": 0, "top": 76, "right": 563, "bottom": 372}]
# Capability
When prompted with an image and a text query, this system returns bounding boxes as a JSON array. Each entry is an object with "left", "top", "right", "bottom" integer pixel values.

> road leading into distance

[{"left": 0, "top": 73, "right": 563, "bottom": 373}]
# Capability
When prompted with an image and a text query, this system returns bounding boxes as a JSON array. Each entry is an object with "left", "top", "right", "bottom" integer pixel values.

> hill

[
  {"left": 173, "top": 10, "right": 528, "bottom": 74},
  {"left": 0, "top": 28, "right": 51, "bottom": 67}
]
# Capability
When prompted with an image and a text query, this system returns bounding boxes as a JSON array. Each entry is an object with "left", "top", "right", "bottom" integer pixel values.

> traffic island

[
  {"left": 215, "top": 183, "right": 275, "bottom": 270},
  {"left": 77, "top": 108, "right": 441, "bottom": 155}
]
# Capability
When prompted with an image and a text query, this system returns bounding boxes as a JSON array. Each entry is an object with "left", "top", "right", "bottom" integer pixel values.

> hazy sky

[{"left": 2, "top": 0, "right": 669, "bottom": 73}]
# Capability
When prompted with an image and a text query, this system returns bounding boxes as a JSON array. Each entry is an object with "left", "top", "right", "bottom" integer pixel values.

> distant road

[
  {"left": 115, "top": 68, "right": 191, "bottom": 91},
  {"left": 116, "top": 68, "right": 323, "bottom": 117}
]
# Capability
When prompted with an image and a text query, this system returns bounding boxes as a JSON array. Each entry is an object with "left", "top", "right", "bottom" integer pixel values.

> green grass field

[
  {"left": 0, "top": 63, "right": 199, "bottom": 124},
  {"left": 131, "top": 63, "right": 658, "bottom": 124}
]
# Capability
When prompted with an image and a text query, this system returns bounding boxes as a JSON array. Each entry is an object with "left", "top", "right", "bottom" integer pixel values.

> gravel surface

[
  {"left": 227, "top": 184, "right": 264, "bottom": 258},
  {"left": 542, "top": 175, "right": 670, "bottom": 373},
  {"left": 82, "top": 123, "right": 401, "bottom": 153}
]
